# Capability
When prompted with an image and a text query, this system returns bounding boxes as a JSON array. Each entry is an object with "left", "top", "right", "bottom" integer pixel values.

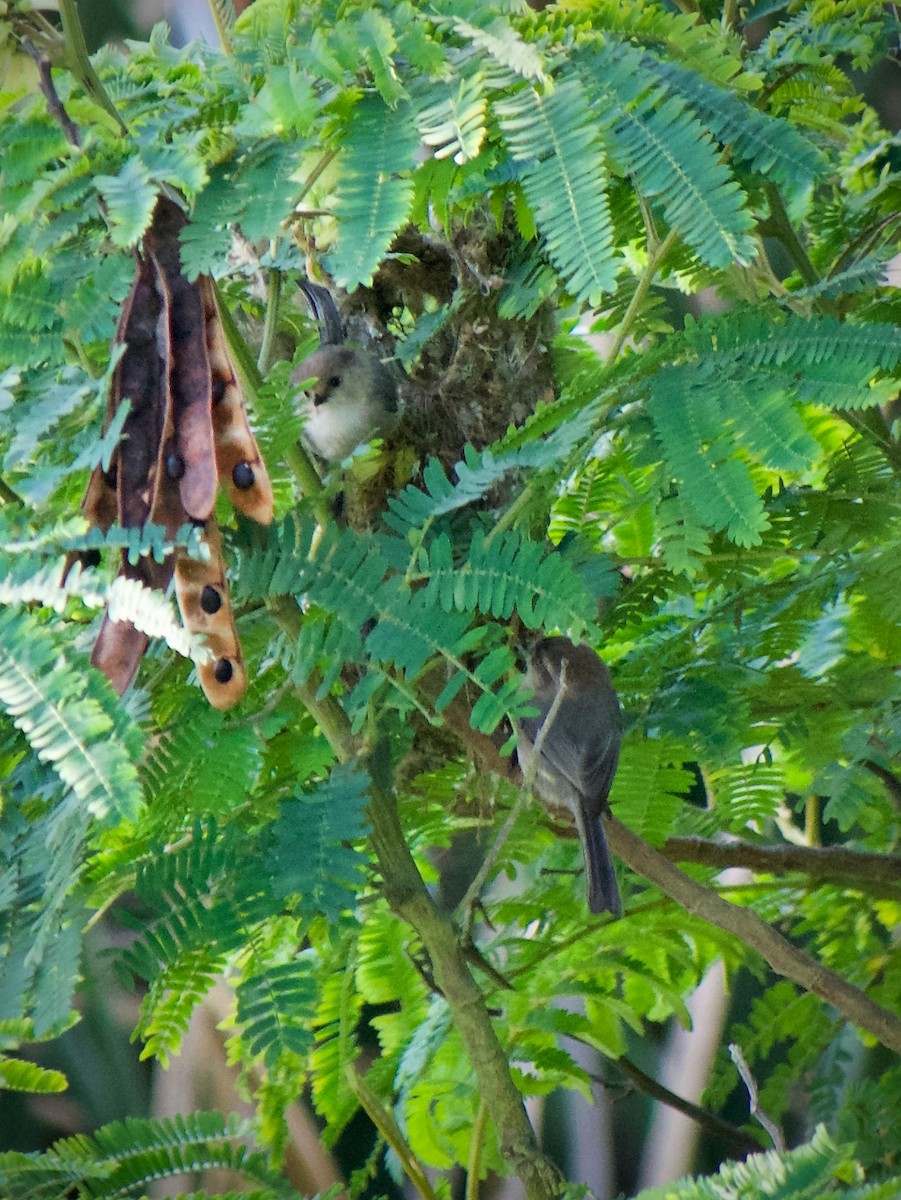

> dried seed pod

[
  {"left": 91, "top": 253, "right": 177, "bottom": 694},
  {"left": 174, "top": 519, "right": 247, "bottom": 710},
  {"left": 81, "top": 197, "right": 274, "bottom": 705},
  {"left": 199, "top": 276, "right": 273, "bottom": 525},
  {"left": 145, "top": 198, "right": 218, "bottom": 523},
  {"left": 91, "top": 614, "right": 151, "bottom": 694}
]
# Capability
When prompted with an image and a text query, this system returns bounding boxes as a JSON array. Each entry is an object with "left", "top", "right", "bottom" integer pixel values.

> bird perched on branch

[
  {"left": 517, "top": 637, "right": 623, "bottom": 917},
  {"left": 292, "top": 281, "right": 400, "bottom": 462}
]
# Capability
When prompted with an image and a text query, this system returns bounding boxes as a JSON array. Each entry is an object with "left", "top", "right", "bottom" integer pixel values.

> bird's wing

[{"left": 521, "top": 697, "right": 620, "bottom": 813}]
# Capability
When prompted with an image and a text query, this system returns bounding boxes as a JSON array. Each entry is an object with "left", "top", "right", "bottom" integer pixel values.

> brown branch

[
  {"left": 577, "top": 1045, "right": 760, "bottom": 1160},
  {"left": 605, "top": 818, "right": 901, "bottom": 1054},
  {"left": 661, "top": 836, "right": 901, "bottom": 895},
  {"left": 367, "top": 769, "right": 562, "bottom": 1200},
  {"left": 269, "top": 629, "right": 558, "bottom": 1197},
  {"left": 21, "top": 38, "right": 81, "bottom": 147},
  {"left": 863, "top": 759, "right": 901, "bottom": 811}
]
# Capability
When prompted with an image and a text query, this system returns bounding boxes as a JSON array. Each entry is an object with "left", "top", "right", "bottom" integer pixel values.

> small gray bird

[
  {"left": 291, "top": 343, "right": 400, "bottom": 462},
  {"left": 292, "top": 281, "right": 400, "bottom": 463},
  {"left": 517, "top": 637, "right": 623, "bottom": 917}
]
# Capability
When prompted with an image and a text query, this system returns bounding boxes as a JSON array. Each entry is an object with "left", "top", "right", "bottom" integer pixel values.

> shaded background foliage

[{"left": 0, "top": 2, "right": 899, "bottom": 1199}]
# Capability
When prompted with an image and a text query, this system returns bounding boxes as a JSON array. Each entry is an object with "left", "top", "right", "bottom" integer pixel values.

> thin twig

[
  {"left": 457, "top": 663, "right": 569, "bottom": 926},
  {"left": 257, "top": 266, "right": 282, "bottom": 375},
  {"left": 604, "top": 228, "right": 679, "bottom": 368},
  {"left": 729, "top": 1044, "right": 785, "bottom": 1152},
  {"left": 466, "top": 1101, "right": 489, "bottom": 1200},
  {"left": 21, "top": 39, "right": 81, "bottom": 146},
  {"left": 206, "top": 0, "right": 236, "bottom": 55},
  {"left": 720, "top": 0, "right": 740, "bottom": 32},
  {"left": 346, "top": 1066, "right": 442, "bottom": 1200},
  {"left": 863, "top": 759, "right": 901, "bottom": 811},
  {"left": 763, "top": 185, "right": 820, "bottom": 288},
  {"left": 265, "top": 595, "right": 356, "bottom": 761},
  {"left": 574, "top": 1044, "right": 759, "bottom": 1159}
]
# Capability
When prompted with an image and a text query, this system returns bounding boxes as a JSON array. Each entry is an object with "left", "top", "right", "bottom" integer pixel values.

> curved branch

[
  {"left": 606, "top": 818, "right": 901, "bottom": 1055},
  {"left": 863, "top": 759, "right": 901, "bottom": 811},
  {"left": 661, "top": 836, "right": 901, "bottom": 895},
  {"left": 575, "top": 1044, "right": 760, "bottom": 1160}
]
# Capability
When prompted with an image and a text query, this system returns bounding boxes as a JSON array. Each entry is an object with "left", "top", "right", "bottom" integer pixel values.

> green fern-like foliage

[
  {"left": 0, "top": 1111, "right": 302, "bottom": 1200},
  {"left": 633, "top": 1125, "right": 885, "bottom": 1200},
  {"left": 0, "top": 608, "right": 143, "bottom": 822},
  {"left": 329, "top": 95, "right": 420, "bottom": 289},
  {"left": 0, "top": 0, "right": 899, "bottom": 1194},
  {"left": 495, "top": 76, "right": 618, "bottom": 303}
]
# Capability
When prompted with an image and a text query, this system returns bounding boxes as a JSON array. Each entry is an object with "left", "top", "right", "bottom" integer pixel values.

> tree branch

[
  {"left": 21, "top": 38, "right": 81, "bottom": 147},
  {"left": 863, "top": 759, "right": 901, "bottom": 811},
  {"left": 576, "top": 1044, "right": 760, "bottom": 1160},
  {"left": 367, "top": 773, "right": 562, "bottom": 1200},
  {"left": 661, "top": 836, "right": 901, "bottom": 895},
  {"left": 606, "top": 818, "right": 901, "bottom": 1054}
]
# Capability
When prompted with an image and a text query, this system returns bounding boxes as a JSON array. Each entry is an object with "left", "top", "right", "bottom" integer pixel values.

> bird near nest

[{"left": 292, "top": 281, "right": 401, "bottom": 463}]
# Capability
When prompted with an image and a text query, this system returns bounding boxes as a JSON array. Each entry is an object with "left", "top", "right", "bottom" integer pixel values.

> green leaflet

[
  {"left": 422, "top": 529, "right": 598, "bottom": 634},
  {"left": 576, "top": 42, "right": 756, "bottom": 268},
  {"left": 495, "top": 77, "right": 618, "bottom": 303},
  {"left": 236, "top": 956, "right": 318, "bottom": 1068},
  {"left": 0, "top": 609, "right": 143, "bottom": 822},
  {"left": 386, "top": 419, "right": 593, "bottom": 534},
  {"left": 265, "top": 765, "right": 370, "bottom": 914},
  {"left": 647, "top": 364, "right": 771, "bottom": 547},
  {"left": 633, "top": 1127, "right": 869, "bottom": 1200},
  {"left": 610, "top": 737, "right": 695, "bottom": 845},
  {"left": 329, "top": 95, "right": 420, "bottom": 290},
  {"left": 415, "top": 74, "right": 488, "bottom": 165},
  {"left": 0, "top": 1055, "right": 68, "bottom": 1094},
  {"left": 93, "top": 158, "right": 160, "bottom": 248},
  {"left": 639, "top": 48, "right": 827, "bottom": 191},
  {"left": 0, "top": 1111, "right": 299, "bottom": 1200}
]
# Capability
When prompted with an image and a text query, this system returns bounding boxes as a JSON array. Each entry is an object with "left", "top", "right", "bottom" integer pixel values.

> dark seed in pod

[
  {"left": 213, "top": 658, "right": 234, "bottom": 684},
  {"left": 166, "top": 451, "right": 185, "bottom": 480},
  {"left": 232, "top": 461, "right": 254, "bottom": 490},
  {"left": 200, "top": 585, "right": 222, "bottom": 614},
  {"left": 212, "top": 378, "right": 227, "bottom": 404}
]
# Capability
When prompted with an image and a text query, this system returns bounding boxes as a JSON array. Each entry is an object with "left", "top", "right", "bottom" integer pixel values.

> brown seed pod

[
  {"left": 174, "top": 519, "right": 247, "bottom": 710},
  {"left": 81, "top": 197, "right": 273, "bottom": 706},
  {"left": 91, "top": 252, "right": 178, "bottom": 694},
  {"left": 144, "top": 198, "right": 218, "bottom": 524},
  {"left": 199, "top": 275, "right": 274, "bottom": 525}
]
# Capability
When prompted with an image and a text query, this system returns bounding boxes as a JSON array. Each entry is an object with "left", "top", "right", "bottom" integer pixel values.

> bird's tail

[{"left": 578, "top": 808, "right": 622, "bottom": 917}]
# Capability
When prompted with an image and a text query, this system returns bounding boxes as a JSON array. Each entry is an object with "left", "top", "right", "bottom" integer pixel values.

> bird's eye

[{"left": 328, "top": 375, "right": 342, "bottom": 388}]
